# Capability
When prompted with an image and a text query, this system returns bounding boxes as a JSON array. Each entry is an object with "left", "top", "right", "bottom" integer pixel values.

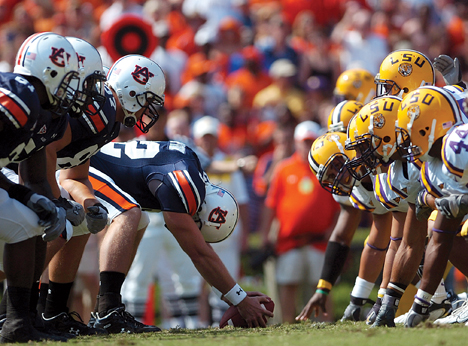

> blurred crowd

[{"left": 1, "top": 0, "right": 467, "bottom": 327}]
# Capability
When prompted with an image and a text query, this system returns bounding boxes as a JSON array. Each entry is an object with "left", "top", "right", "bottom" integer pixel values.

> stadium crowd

[{"left": 0, "top": 0, "right": 467, "bottom": 342}]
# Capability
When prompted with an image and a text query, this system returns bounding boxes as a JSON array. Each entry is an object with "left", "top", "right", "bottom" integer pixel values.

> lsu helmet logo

[
  {"left": 398, "top": 63, "right": 413, "bottom": 77},
  {"left": 50, "top": 47, "right": 71, "bottom": 67},
  {"left": 208, "top": 207, "right": 228, "bottom": 229},
  {"left": 373, "top": 113, "right": 385, "bottom": 129},
  {"left": 131, "top": 65, "right": 154, "bottom": 85},
  {"left": 407, "top": 105, "right": 420, "bottom": 120}
]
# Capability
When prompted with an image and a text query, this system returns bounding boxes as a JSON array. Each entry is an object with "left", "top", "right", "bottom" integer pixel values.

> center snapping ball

[{"left": 219, "top": 299, "right": 275, "bottom": 328}]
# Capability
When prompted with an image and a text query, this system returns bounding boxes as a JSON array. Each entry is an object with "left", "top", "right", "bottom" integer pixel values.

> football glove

[
  {"left": 366, "top": 297, "right": 382, "bottom": 325},
  {"left": 433, "top": 55, "right": 462, "bottom": 85},
  {"left": 8, "top": 184, "right": 58, "bottom": 227},
  {"left": 404, "top": 302, "right": 429, "bottom": 328},
  {"left": 415, "top": 189, "right": 433, "bottom": 221},
  {"left": 53, "top": 196, "right": 85, "bottom": 226},
  {"left": 372, "top": 295, "right": 399, "bottom": 328},
  {"left": 86, "top": 203, "right": 108, "bottom": 234},
  {"left": 341, "top": 295, "right": 374, "bottom": 322},
  {"left": 42, "top": 206, "right": 67, "bottom": 242},
  {"left": 435, "top": 194, "right": 468, "bottom": 219}
]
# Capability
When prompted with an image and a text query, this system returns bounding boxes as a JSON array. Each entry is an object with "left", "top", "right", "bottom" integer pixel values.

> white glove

[
  {"left": 42, "top": 206, "right": 67, "bottom": 242},
  {"left": 53, "top": 196, "right": 85, "bottom": 226},
  {"left": 86, "top": 204, "right": 108, "bottom": 234},
  {"left": 435, "top": 194, "right": 468, "bottom": 219},
  {"left": 433, "top": 55, "right": 462, "bottom": 85}
]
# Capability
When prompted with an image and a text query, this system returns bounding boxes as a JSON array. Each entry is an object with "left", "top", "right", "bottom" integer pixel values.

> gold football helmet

[
  {"left": 346, "top": 96, "right": 402, "bottom": 179},
  {"left": 334, "top": 68, "right": 375, "bottom": 104},
  {"left": 309, "top": 132, "right": 356, "bottom": 196},
  {"left": 327, "top": 100, "right": 364, "bottom": 133},
  {"left": 375, "top": 49, "right": 435, "bottom": 99},
  {"left": 395, "top": 86, "right": 463, "bottom": 161}
]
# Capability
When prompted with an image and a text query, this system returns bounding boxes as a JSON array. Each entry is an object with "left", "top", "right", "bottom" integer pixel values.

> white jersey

[
  {"left": 350, "top": 179, "right": 388, "bottom": 215},
  {"left": 373, "top": 160, "right": 421, "bottom": 211},
  {"left": 441, "top": 123, "right": 468, "bottom": 187},
  {"left": 443, "top": 85, "right": 468, "bottom": 123},
  {"left": 420, "top": 156, "right": 467, "bottom": 198}
]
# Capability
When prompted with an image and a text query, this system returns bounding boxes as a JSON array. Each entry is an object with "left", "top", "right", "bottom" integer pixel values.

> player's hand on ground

[
  {"left": 86, "top": 203, "right": 108, "bottom": 234},
  {"left": 296, "top": 292, "right": 328, "bottom": 321},
  {"left": 236, "top": 294, "right": 274, "bottom": 328}
]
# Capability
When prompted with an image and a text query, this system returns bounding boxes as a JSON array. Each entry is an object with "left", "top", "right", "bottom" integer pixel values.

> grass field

[{"left": 34, "top": 321, "right": 468, "bottom": 346}]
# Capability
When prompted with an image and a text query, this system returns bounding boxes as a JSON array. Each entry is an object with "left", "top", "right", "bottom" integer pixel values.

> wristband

[
  {"left": 317, "top": 279, "right": 333, "bottom": 291},
  {"left": 224, "top": 283, "right": 247, "bottom": 306},
  {"left": 316, "top": 289, "right": 329, "bottom": 296}
]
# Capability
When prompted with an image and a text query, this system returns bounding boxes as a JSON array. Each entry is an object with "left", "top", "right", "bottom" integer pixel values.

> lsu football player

[
  {"left": 394, "top": 86, "right": 468, "bottom": 327},
  {"left": 333, "top": 68, "right": 375, "bottom": 105}
]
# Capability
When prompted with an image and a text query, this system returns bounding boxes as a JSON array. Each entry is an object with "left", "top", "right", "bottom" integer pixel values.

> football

[{"left": 219, "top": 299, "right": 275, "bottom": 328}]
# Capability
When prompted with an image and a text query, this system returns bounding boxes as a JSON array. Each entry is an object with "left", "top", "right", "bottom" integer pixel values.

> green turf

[{"left": 38, "top": 321, "right": 468, "bottom": 346}]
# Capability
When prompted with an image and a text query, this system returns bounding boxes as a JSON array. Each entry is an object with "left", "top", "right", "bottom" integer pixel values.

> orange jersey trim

[
  {"left": 89, "top": 175, "right": 137, "bottom": 211},
  {"left": 174, "top": 170, "right": 197, "bottom": 215}
]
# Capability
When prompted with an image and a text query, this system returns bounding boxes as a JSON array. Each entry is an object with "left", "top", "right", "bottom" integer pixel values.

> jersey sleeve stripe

[
  {"left": 0, "top": 90, "right": 29, "bottom": 127},
  {"left": 420, "top": 163, "right": 443, "bottom": 198},
  {"left": 173, "top": 170, "right": 198, "bottom": 216},
  {"left": 375, "top": 176, "right": 398, "bottom": 209},
  {"left": 89, "top": 174, "right": 138, "bottom": 211},
  {"left": 350, "top": 193, "right": 375, "bottom": 212}
]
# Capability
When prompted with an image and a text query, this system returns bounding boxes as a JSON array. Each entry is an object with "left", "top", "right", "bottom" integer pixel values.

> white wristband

[
  {"left": 212, "top": 286, "right": 223, "bottom": 299},
  {"left": 224, "top": 283, "right": 247, "bottom": 306}
]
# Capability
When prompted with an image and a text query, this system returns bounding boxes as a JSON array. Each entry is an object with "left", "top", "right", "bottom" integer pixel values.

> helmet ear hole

[
  {"left": 124, "top": 114, "right": 137, "bottom": 128},
  {"left": 50, "top": 70, "right": 58, "bottom": 78},
  {"left": 383, "top": 135, "right": 391, "bottom": 143},
  {"left": 419, "top": 129, "right": 427, "bottom": 136}
]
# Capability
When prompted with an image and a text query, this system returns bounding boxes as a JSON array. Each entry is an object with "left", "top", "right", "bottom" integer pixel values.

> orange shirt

[
  {"left": 265, "top": 153, "right": 339, "bottom": 255},
  {"left": 225, "top": 68, "right": 272, "bottom": 108}
]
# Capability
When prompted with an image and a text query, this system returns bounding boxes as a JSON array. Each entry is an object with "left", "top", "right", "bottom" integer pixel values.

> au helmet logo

[
  {"left": 50, "top": 47, "right": 71, "bottom": 68},
  {"left": 77, "top": 54, "right": 86, "bottom": 68},
  {"left": 131, "top": 65, "right": 154, "bottom": 85},
  {"left": 208, "top": 207, "right": 228, "bottom": 229}
]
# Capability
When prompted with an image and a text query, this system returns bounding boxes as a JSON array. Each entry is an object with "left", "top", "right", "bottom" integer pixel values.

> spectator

[
  {"left": 253, "top": 59, "right": 306, "bottom": 119},
  {"left": 259, "top": 120, "right": 339, "bottom": 324}
]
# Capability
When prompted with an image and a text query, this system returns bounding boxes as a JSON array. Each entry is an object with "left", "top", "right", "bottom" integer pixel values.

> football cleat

[
  {"left": 0, "top": 317, "right": 69, "bottom": 343},
  {"left": 42, "top": 311, "right": 108, "bottom": 336},
  {"left": 395, "top": 298, "right": 452, "bottom": 324},
  {"left": 94, "top": 305, "right": 161, "bottom": 334},
  {"left": 434, "top": 298, "right": 468, "bottom": 324}
]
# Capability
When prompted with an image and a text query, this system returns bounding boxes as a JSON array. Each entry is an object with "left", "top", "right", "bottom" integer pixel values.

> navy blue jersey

[
  {"left": 57, "top": 85, "right": 119, "bottom": 169},
  {"left": 0, "top": 72, "right": 67, "bottom": 166},
  {"left": 89, "top": 140, "right": 207, "bottom": 215}
]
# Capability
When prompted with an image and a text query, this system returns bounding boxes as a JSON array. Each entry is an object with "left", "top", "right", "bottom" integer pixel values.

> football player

[
  {"left": 395, "top": 87, "right": 468, "bottom": 327},
  {"left": 0, "top": 32, "right": 79, "bottom": 343},
  {"left": 297, "top": 126, "right": 395, "bottom": 322},
  {"left": 82, "top": 140, "right": 274, "bottom": 331},
  {"left": 41, "top": 46, "right": 166, "bottom": 335},
  {"left": 333, "top": 68, "right": 375, "bottom": 105}
]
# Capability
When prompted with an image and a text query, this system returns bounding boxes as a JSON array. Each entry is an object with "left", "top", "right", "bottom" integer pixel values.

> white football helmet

[
  {"left": 66, "top": 37, "right": 106, "bottom": 118},
  {"left": 14, "top": 32, "right": 80, "bottom": 116},
  {"left": 106, "top": 54, "right": 165, "bottom": 133},
  {"left": 193, "top": 183, "right": 239, "bottom": 243}
]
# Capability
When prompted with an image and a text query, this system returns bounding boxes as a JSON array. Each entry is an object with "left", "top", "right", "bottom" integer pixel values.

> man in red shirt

[{"left": 260, "top": 121, "right": 339, "bottom": 323}]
